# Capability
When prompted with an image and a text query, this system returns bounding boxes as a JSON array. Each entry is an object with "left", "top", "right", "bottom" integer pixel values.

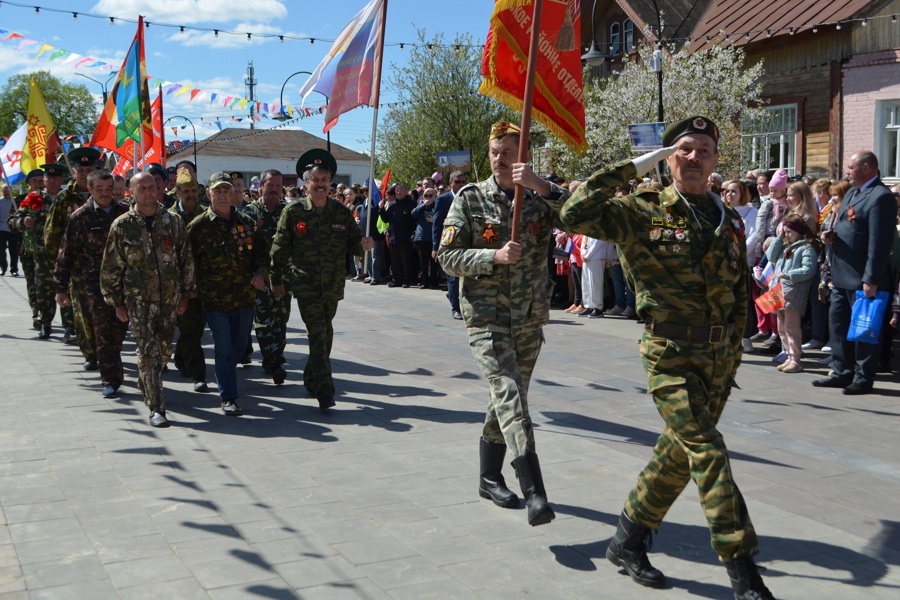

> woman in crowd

[{"left": 752, "top": 169, "right": 790, "bottom": 350}]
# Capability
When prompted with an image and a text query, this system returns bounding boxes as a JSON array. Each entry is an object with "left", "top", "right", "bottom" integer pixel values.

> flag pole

[
  {"left": 510, "top": 0, "right": 544, "bottom": 244},
  {"left": 363, "top": 0, "right": 388, "bottom": 276}
]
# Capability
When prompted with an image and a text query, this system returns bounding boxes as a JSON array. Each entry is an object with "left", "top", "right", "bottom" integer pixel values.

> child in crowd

[
  {"left": 765, "top": 214, "right": 819, "bottom": 373},
  {"left": 579, "top": 236, "right": 605, "bottom": 318},
  {"left": 752, "top": 169, "right": 790, "bottom": 350}
]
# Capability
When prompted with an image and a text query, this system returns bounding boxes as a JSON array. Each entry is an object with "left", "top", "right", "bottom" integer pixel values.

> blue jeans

[
  {"left": 608, "top": 263, "right": 629, "bottom": 309},
  {"left": 446, "top": 275, "right": 460, "bottom": 312},
  {"left": 366, "top": 239, "right": 385, "bottom": 282},
  {"left": 205, "top": 308, "right": 254, "bottom": 401}
]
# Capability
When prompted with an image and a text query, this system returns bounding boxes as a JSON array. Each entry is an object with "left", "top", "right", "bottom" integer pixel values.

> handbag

[
  {"left": 847, "top": 291, "right": 890, "bottom": 344},
  {"left": 754, "top": 281, "right": 785, "bottom": 314}
]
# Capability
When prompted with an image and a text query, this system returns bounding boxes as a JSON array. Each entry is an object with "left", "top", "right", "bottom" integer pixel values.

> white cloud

[
  {"left": 91, "top": 0, "right": 288, "bottom": 25},
  {"left": 166, "top": 22, "right": 290, "bottom": 48}
]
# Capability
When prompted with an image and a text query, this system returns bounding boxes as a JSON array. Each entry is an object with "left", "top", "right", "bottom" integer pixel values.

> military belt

[{"left": 644, "top": 321, "right": 734, "bottom": 344}]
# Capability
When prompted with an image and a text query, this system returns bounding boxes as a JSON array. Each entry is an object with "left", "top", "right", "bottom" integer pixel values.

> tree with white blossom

[{"left": 549, "top": 42, "right": 768, "bottom": 180}]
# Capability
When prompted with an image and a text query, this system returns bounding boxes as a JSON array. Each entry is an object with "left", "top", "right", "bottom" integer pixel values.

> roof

[
  {"left": 623, "top": 0, "right": 715, "bottom": 46},
  {"left": 690, "top": 0, "right": 873, "bottom": 51},
  {"left": 166, "top": 128, "right": 369, "bottom": 163}
]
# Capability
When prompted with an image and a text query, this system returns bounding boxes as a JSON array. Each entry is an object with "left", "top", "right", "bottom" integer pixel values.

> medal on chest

[
  {"left": 482, "top": 224, "right": 499, "bottom": 244},
  {"left": 525, "top": 220, "right": 541, "bottom": 244},
  {"left": 296, "top": 221, "right": 307, "bottom": 235},
  {"left": 847, "top": 206, "right": 856, "bottom": 221},
  {"left": 232, "top": 224, "right": 252, "bottom": 251}
]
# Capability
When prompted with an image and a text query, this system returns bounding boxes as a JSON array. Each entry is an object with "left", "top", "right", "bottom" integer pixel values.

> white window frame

[
  {"left": 741, "top": 104, "right": 798, "bottom": 176},
  {"left": 877, "top": 100, "right": 900, "bottom": 183}
]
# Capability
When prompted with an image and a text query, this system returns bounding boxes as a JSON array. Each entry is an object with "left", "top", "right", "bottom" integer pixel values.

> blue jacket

[
  {"left": 766, "top": 236, "right": 817, "bottom": 313},
  {"left": 432, "top": 190, "right": 455, "bottom": 252},
  {"left": 356, "top": 199, "right": 380, "bottom": 239},
  {"left": 411, "top": 200, "right": 435, "bottom": 244}
]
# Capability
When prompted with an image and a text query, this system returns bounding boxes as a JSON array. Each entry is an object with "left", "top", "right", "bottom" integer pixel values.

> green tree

[
  {"left": 549, "top": 42, "right": 768, "bottom": 180},
  {"left": 377, "top": 30, "right": 517, "bottom": 186},
  {"left": 0, "top": 71, "right": 99, "bottom": 138}
]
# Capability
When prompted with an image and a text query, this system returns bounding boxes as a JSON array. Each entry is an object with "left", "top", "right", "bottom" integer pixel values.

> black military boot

[
  {"left": 725, "top": 554, "right": 775, "bottom": 600},
  {"left": 38, "top": 323, "right": 52, "bottom": 339},
  {"left": 606, "top": 510, "right": 665, "bottom": 588},
  {"left": 478, "top": 438, "right": 519, "bottom": 508},
  {"left": 510, "top": 453, "right": 555, "bottom": 526}
]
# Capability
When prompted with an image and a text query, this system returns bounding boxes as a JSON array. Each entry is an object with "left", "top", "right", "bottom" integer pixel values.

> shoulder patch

[{"left": 440, "top": 225, "right": 457, "bottom": 247}]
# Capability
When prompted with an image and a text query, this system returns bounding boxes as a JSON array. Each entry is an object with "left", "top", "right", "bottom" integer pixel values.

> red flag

[
  {"left": 480, "top": 1, "right": 587, "bottom": 153},
  {"left": 380, "top": 169, "right": 391, "bottom": 198}
]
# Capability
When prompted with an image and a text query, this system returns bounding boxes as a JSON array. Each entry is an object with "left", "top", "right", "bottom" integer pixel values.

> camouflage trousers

[
  {"left": 296, "top": 295, "right": 338, "bottom": 396},
  {"left": 626, "top": 331, "right": 758, "bottom": 561},
  {"left": 20, "top": 253, "right": 37, "bottom": 322},
  {"left": 468, "top": 328, "right": 543, "bottom": 459},
  {"left": 127, "top": 299, "right": 178, "bottom": 413},
  {"left": 33, "top": 251, "right": 57, "bottom": 326},
  {"left": 174, "top": 297, "right": 207, "bottom": 381},
  {"left": 86, "top": 291, "right": 127, "bottom": 386},
  {"left": 70, "top": 275, "right": 97, "bottom": 363},
  {"left": 254, "top": 286, "right": 292, "bottom": 371},
  {"left": 60, "top": 304, "right": 74, "bottom": 329}
]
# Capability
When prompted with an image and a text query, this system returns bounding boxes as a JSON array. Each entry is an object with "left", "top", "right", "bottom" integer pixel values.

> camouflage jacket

[
  {"left": 101, "top": 204, "right": 196, "bottom": 308},
  {"left": 55, "top": 198, "right": 128, "bottom": 297},
  {"left": 437, "top": 177, "right": 569, "bottom": 334},
  {"left": 270, "top": 196, "right": 362, "bottom": 299},
  {"left": 168, "top": 200, "right": 206, "bottom": 227},
  {"left": 559, "top": 160, "right": 748, "bottom": 334},
  {"left": 11, "top": 192, "right": 53, "bottom": 255},
  {"left": 241, "top": 199, "right": 288, "bottom": 254},
  {"left": 45, "top": 180, "right": 91, "bottom": 261},
  {"left": 187, "top": 206, "right": 268, "bottom": 312}
]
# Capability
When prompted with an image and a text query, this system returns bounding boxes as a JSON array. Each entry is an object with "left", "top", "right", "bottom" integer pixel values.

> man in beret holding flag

[
  {"left": 438, "top": 121, "right": 570, "bottom": 528},
  {"left": 561, "top": 117, "right": 773, "bottom": 599}
]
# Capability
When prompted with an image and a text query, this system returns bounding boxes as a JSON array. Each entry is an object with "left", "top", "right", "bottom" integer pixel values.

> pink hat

[{"left": 769, "top": 169, "right": 788, "bottom": 192}]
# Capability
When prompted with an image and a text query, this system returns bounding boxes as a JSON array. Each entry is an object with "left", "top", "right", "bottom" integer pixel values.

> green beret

[
  {"left": 296, "top": 148, "right": 337, "bottom": 179},
  {"left": 662, "top": 116, "right": 719, "bottom": 148}
]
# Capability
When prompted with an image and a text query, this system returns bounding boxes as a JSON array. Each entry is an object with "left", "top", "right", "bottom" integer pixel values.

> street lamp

[
  {"left": 273, "top": 70, "right": 330, "bottom": 153},
  {"left": 650, "top": 0, "right": 665, "bottom": 177},
  {"left": 164, "top": 115, "right": 198, "bottom": 172},
  {"left": 77, "top": 72, "right": 115, "bottom": 104},
  {"left": 581, "top": 0, "right": 609, "bottom": 67}
]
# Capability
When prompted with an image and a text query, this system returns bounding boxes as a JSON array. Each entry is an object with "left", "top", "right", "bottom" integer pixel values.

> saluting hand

[{"left": 493, "top": 241, "right": 523, "bottom": 265}]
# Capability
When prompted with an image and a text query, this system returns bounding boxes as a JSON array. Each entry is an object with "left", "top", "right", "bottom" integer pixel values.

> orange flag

[{"left": 479, "top": 0, "right": 587, "bottom": 154}]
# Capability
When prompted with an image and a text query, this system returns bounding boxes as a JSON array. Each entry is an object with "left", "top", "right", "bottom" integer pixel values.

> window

[
  {"left": 741, "top": 104, "right": 798, "bottom": 176},
  {"left": 880, "top": 101, "right": 900, "bottom": 181},
  {"left": 610, "top": 22, "right": 621, "bottom": 56},
  {"left": 624, "top": 19, "right": 634, "bottom": 52}
]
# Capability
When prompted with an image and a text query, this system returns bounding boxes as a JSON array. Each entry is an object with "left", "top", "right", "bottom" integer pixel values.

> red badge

[
  {"left": 482, "top": 224, "right": 499, "bottom": 244},
  {"left": 847, "top": 206, "right": 856, "bottom": 221},
  {"left": 296, "top": 221, "right": 307, "bottom": 234}
]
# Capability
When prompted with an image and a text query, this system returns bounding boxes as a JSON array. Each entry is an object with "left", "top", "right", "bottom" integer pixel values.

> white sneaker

[
  {"left": 821, "top": 345, "right": 832, "bottom": 352},
  {"left": 742, "top": 339, "right": 754, "bottom": 353},
  {"left": 801, "top": 339, "right": 824, "bottom": 350},
  {"left": 606, "top": 305, "right": 625, "bottom": 316}
]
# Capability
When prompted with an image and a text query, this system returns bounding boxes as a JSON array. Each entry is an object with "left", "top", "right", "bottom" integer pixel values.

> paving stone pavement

[{"left": 1, "top": 272, "right": 899, "bottom": 599}]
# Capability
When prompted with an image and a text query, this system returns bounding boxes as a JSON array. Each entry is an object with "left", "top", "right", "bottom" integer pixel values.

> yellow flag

[{"left": 21, "top": 77, "right": 60, "bottom": 174}]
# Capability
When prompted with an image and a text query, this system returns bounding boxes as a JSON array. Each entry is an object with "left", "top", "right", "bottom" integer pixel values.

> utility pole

[{"left": 245, "top": 61, "right": 257, "bottom": 130}]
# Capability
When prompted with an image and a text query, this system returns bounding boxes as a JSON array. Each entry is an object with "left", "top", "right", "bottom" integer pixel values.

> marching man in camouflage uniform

[
  {"left": 242, "top": 169, "right": 291, "bottom": 384},
  {"left": 101, "top": 172, "right": 196, "bottom": 428},
  {"left": 270, "top": 150, "right": 374, "bottom": 412},
  {"left": 46, "top": 147, "right": 100, "bottom": 366},
  {"left": 169, "top": 170, "right": 209, "bottom": 393},
  {"left": 437, "top": 122, "right": 569, "bottom": 527},
  {"left": 188, "top": 172, "right": 268, "bottom": 417},
  {"left": 560, "top": 117, "right": 773, "bottom": 600},
  {"left": 10, "top": 169, "right": 54, "bottom": 337},
  {"left": 55, "top": 170, "right": 129, "bottom": 399},
  {"left": 41, "top": 163, "right": 76, "bottom": 337}
]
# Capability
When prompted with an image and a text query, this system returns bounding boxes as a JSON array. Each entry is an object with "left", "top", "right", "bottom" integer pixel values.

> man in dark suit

[
  {"left": 432, "top": 170, "right": 468, "bottom": 320},
  {"left": 813, "top": 151, "right": 897, "bottom": 395}
]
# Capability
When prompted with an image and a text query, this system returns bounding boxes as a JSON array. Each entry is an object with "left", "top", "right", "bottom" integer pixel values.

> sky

[{"left": 0, "top": 0, "right": 496, "bottom": 155}]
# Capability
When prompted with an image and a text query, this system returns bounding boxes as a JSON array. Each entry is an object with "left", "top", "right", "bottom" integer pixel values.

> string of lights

[{"left": 0, "top": 0, "right": 481, "bottom": 49}]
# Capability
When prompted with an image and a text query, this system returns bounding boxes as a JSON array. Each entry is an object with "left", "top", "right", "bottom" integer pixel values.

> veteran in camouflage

[
  {"left": 101, "top": 172, "right": 196, "bottom": 428},
  {"left": 560, "top": 117, "right": 773, "bottom": 599},
  {"left": 437, "top": 122, "right": 567, "bottom": 527},
  {"left": 270, "top": 151, "right": 373, "bottom": 411},
  {"left": 46, "top": 148, "right": 100, "bottom": 364},
  {"left": 169, "top": 171, "right": 209, "bottom": 390},
  {"left": 11, "top": 170, "right": 55, "bottom": 336},
  {"left": 241, "top": 169, "right": 292, "bottom": 383},
  {"left": 55, "top": 170, "right": 129, "bottom": 396},
  {"left": 188, "top": 172, "right": 268, "bottom": 416}
]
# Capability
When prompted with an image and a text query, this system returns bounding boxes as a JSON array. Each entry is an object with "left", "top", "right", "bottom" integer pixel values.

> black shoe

[
  {"left": 84, "top": 361, "right": 98, "bottom": 371},
  {"left": 401, "top": 284, "right": 410, "bottom": 289},
  {"left": 38, "top": 323, "right": 52, "bottom": 339},
  {"left": 101, "top": 384, "right": 119, "bottom": 399},
  {"left": 32, "top": 320, "right": 41, "bottom": 331},
  {"left": 369, "top": 280, "right": 381, "bottom": 286},
  {"left": 575, "top": 308, "right": 593, "bottom": 317},
  {"left": 317, "top": 394, "right": 336, "bottom": 412},
  {"left": 811, "top": 376, "right": 851, "bottom": 388},
  {"left": 10, "top": 271, "right": 17, "bottom": 276},
  {"left": 842, "top": 382, "right": 873, "bottom": 395},
  {"left": 222, "top": 400, "right": 242, "bottom": 416},
  {"left": 193, "top": 380, "right": 209, "bottom": 393},
  {"left": 272, "top": 367, "right": 286, "bottom": 385},
  {"left": 478, "top": 438, "right": 519, "bottom": 508},
  {"left": 877, "top": 360, "right": 892, "bottom": 374},
  {"left": 588, "top": 308, "right": 604, "bottom": 319},
  {"left": 759, "top": 343, "right": 782, "bottom": 355},
  {"left": 63, "top": 328, "right": 77, "bottom": 344},
  {"left": 725, "top": 554, "right": 774, "bottom": 600},
  {"left": 149, "top": 411, "right": 169, "bottom": 428},
  {"left": 387, "top": 281, "right": 398, "bottom": 288},
  {"left": 239, "top": 354, "right": 252, "bottom": 365},
  {"left": 451, "top": 310, "right": 463, "bottom": 320},
  {"left": 606, "top": 510, "right": 666, "bottom": 588},
  {"left": 511, "top": 453, "right": 555, "bottom": 526}
]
